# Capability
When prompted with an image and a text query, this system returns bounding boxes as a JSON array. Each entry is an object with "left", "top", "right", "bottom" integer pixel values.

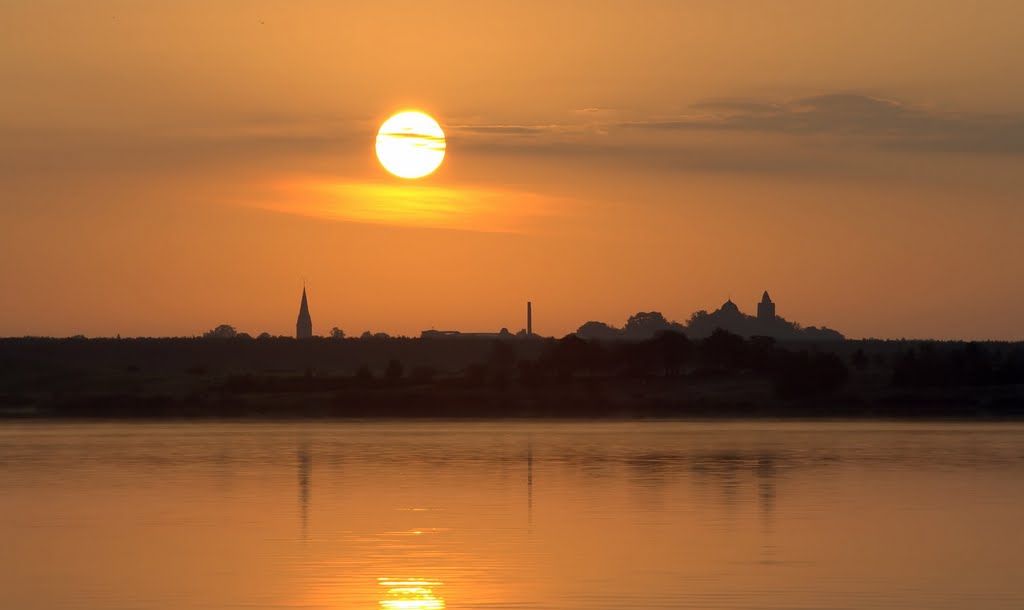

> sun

[{"left": 376, "top": 111, "right": 446, "bottom": 179}]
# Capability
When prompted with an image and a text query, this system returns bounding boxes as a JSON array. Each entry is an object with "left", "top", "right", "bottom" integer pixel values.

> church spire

[
  {"left": 757, "top": 290, "right": 776, "bottom": 320},
  {"left": 296, "top": 285, "right": 313, "bottom": 339}
]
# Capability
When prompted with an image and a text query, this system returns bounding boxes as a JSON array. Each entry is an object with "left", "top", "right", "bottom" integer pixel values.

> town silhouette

[{"left": 2, "top": 285, "right": 1022, "bottom": 420}]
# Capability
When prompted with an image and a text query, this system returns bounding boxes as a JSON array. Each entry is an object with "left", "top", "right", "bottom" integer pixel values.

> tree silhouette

[
  {"left": 851, "top": 348, "right": 868, "bottom": 370},
  {"left": 623, "top": 311, "right": 676, "bottom": 340},
  {"left": 203, "top": 324, "right": 237, "bottom": 339},
  {"left": 385, "top": 359, "right": 404, "bottom": 381},
  {"left": 551, "top": 334, "right": 593, "bottom": 380},
  {"left": 354, "top": 364, "right": 373, "bottom": 384},
  {"left": 653, "top": 330, "right": 691, "bottom": 377},
  {"left": 488, "top": 340, "right": 517, "bottom": 374},
  {"left": 576, "top": 321, "right": 621, "bottom": 340},
  {"left": 772, "top": 350, "right": 849, "bottom": 398},
  {"left": 702, "top": 329, "right": 746, "bottom": 368}
]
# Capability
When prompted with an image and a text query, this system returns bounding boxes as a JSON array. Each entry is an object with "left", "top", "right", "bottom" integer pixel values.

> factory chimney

[{"left": 527, "top": 301, "right": 533, "bottom": 336}]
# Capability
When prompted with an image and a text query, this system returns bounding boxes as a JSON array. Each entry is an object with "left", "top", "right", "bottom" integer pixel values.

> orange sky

[{"left": 2, "top": 0, "right": 1023, "bottom": 339}]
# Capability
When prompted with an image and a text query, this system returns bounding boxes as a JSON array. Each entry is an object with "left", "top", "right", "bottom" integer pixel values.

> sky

[{"left": 2, "top": 0, "right": 1023, "bottom": 340}]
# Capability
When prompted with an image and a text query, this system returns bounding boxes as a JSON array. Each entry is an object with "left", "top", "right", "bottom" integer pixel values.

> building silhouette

[
  {"left": 296, "top": 286, "right": 313, "bottom": 339},
  {"left": 757, "top": 291, "right": 776, "bottom": 321},
  {"left": 420, "top": 301, "right": 540, "bottom": 339},
  {"left": 420, "top": 329, "right": 507, "bottom": 339},
  {"left": 684, "top": 291, "right": 842, "bottom": 340}
]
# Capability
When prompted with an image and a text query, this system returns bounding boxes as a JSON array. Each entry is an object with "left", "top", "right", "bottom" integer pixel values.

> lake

[{"left": 2, "top": 422, "right": 1024, "bottom": 609}]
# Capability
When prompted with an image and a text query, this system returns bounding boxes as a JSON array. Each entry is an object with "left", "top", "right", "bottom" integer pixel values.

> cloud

[
  {"left": 5, "top": 94, "right": 1020, "bottom": 187},
  {"left": 446, "top": 109, "right": 623, "bottom": 142},
  {"left": 572, "top": 107, "right": 620, "bottom": 118},
  {"left": 442, "top": 94, "right": 1024, "bottom": 170},
  {"left": 448, "top": 125, "right": 556, "bottom": 136},
  {"left": 624, "top": 93, "right": 1024, "bottom": 154},
  {"left": 378, "top": 132, "right": 446, "bottom": 145},
  {"left": 248, "top": 177, "right": 564, "bottom": 234}
]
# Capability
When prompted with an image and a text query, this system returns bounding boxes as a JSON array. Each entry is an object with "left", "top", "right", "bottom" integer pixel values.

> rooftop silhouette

[{"left": 576, "top": 292, "right": 842, "bottom": 342}]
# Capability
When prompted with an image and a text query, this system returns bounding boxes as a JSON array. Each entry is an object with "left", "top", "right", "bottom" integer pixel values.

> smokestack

[{"left": 527, "top": 301, "right": 533, "bottom": 336}]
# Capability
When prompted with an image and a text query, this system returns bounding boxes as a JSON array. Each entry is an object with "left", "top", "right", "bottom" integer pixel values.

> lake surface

[{"left": 2, "top": 422, "right": 1024, "bottom": 610}]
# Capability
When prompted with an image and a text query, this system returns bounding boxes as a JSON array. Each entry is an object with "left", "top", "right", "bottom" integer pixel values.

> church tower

[
  {"left": 757, "top": 290, "right": 776, "bottom": 321},
  {"left": 296, "top": 286, "right": 313, "bottom": 339}
]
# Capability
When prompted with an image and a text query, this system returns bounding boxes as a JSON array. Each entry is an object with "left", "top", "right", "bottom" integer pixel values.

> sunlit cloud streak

[
  {"left": 251, "top": 177, "right": 563, "bottom": 233},
  {"left": 5, "top": 93, "right": 1019, "bottom": 187},
  {"left": 450, "top": 94, "right": 1024, "bottom": 156}
]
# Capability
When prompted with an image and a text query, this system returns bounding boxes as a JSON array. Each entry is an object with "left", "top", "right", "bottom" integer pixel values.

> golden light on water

[
  {"left": 378, "top": 579, "right": 445, "bottom": 610},
  {"left": 376, "top": 111, "right": 446, "bottom": 179}
]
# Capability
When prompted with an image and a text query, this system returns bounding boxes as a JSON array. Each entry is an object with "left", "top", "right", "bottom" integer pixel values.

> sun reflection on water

[{"left": 378, "top": 578, "right": 446, "bottom": 610}]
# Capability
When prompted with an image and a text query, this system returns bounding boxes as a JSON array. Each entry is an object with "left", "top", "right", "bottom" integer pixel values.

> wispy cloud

[
  {"left": 448, "top": 125, "right": 556, "bottom": 136},
  {"left": 447, "top": 109, "right": 622, "bottom": 139},
  {"left": 442, "top": 94, "right": 1024, "bottom": 157},
  {"left": 5, "top": 94, "right": 1020, "bottom": 185},
  {"left": 249, "top": 177, "right": 563, "bottom": 234},
  {"left": 622, "top": 94, "right": 1024, "bottom": 154}
]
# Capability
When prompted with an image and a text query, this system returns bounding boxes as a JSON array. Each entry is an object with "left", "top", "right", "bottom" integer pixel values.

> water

[{"left": 2, "top": 422, "right": 1024, "bottom": 610}]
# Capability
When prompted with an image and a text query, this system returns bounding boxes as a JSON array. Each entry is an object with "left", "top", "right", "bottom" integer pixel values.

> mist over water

[{"left": 2, "top": 422, "right": 1024, "bottom": 610}]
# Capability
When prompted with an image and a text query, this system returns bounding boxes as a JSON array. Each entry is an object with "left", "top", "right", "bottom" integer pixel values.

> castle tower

[
  {"left": 757, "top": 290, "right": 776, "bottom": 321},
  {"left": 296, "top": 286, "right": 313, "bottom": 339}
]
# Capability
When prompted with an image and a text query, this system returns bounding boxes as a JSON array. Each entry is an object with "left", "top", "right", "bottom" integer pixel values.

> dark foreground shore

[
  {"left": 3, "top": 335, "right": 1023, "bottom": 419},
  {"left": 5, "top": 369, "right": 1024, "bottom": 421}
]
